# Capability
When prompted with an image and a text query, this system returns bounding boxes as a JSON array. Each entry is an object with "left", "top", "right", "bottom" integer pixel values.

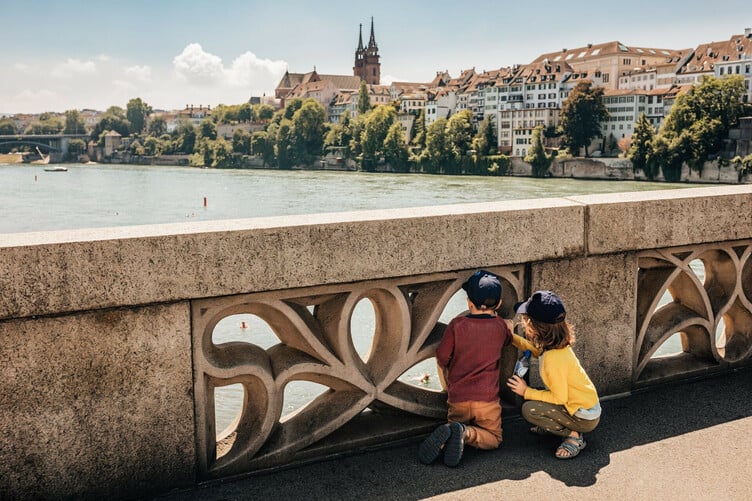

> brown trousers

[
  {"left": 447, "top": 400, "right": 503, "bottom": 450},
  {"left": 521, "top": 400, "right": 600, "bottom": 437}
]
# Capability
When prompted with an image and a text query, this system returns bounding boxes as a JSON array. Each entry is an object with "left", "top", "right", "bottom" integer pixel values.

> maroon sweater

[{"left": 436, "top": 314, "right": 512, "bottom": 403}]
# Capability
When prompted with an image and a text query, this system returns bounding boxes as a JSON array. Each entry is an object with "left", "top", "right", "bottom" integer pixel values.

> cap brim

[{"left": 514, "top": 300, "right": 528, "bottom": 314}]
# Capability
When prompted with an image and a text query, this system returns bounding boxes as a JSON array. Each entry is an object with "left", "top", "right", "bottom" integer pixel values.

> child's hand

[{"left": 506, "top": 375, "right": 528, "bottom": 396}]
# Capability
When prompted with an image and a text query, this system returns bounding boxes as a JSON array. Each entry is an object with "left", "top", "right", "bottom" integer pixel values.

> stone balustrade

[{"left": 1, "top": 185, "right": 751, "bottom": 499}]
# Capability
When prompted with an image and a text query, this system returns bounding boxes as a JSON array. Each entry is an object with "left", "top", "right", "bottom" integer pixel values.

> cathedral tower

[{"left": 353, "top": 17, "right": 380, "bottom": 85}]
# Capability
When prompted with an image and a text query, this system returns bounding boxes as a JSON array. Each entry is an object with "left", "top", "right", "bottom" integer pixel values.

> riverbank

[{"left": 94, "top": 153, "right": 751, "bottom": 184}]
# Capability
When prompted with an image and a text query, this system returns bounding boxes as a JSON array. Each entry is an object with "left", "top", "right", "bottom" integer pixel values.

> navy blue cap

[
  {"left": 514, "top": 290, "right": 566, "bottom": 323},
  {"left": 462, "top": 270, "right": 502, "bottom": 308}
]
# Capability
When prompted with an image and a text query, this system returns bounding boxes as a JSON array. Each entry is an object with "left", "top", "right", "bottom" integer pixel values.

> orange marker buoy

[
  {"left": 203, "top": 196, "right": 207, "bottom": 207},
  {"left": 34, "top": 175, "right": 37, "bottom": 182},
  {"left": 240, "top": 321, "right": 248, "bottom": 329}
]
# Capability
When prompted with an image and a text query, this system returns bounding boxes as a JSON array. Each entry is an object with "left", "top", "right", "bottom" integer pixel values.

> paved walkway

[{"left": 157, "top": 367, "right": 752, "bottom": 500}]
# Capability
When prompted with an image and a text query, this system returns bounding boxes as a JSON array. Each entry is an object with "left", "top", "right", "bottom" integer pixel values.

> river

[{"left": 1, "top": 162, "right": 695, "bottom": 432}]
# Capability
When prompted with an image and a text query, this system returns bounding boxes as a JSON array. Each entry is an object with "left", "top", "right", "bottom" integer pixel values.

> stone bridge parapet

[{"left": 1, "top": 185, "right": 751, "bottom": 499}]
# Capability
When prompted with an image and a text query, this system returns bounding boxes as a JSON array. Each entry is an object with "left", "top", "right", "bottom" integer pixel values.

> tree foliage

[
  {"left": 472, "top": 115, "right": 497, "bottom": 156},
  {"left": 524, "top": 125, "right": 553, "bottom": 177},
  {"left": 64, "top": 109, "right": 86, "bottom": 134},
  {"left": 629, "top": 114, "right": 655, "bottom": 177},
  {"left": 357, "top": 80, "right": 371, "bottom": 115},
  {"left": 0, "top": 118, "right": 16, "bottom": 135},
  {"left": 91, "top": 107, "right": 129, "bottom": 140},
  {"left": 361, "top": 105, "right": 396, "bottom": 170},
  {"left": 561, "top": 80, "right": 609, "bottom": 157},
  {"left": 126, "top": 98, "right": 152, "bottom": 134},
  {"left": 383, "top": 122, "right": 409, "bottom": 172},
  {"left": 291, "top": 99, "right": 327, "bottom": 165},
  {"left": 660, "top": 75, "right": 746, "bottom": 172}
]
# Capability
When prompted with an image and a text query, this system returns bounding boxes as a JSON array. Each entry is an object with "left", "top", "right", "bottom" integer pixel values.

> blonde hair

[{"left": 521, "top": 315, "right": 575, "bottom": 351}]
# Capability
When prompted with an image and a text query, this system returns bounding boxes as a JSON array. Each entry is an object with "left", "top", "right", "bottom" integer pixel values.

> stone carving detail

[
  {"left": 636, "top": 241, "right": 752, "bottom": 382},
  {"left": 192, "top": 268, "right": 524, "bottom": 478}
]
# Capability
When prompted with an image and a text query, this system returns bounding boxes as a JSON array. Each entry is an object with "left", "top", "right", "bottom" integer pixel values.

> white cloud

[
  {"left": 227, "top": 51, "right": 288, "bottom": 89},
  {"left": 172, "top": 43, "right": 287, "bottom": 93},
  {"left": 14, "top": 63, "right": 30, "bottom": 72},
  {"left": 51, "top": 58, "right": 97, "bottom": 79},
  {"left": 124, "top": 65, "right": 152, "bottom": 81},
  {"left": 173, "top": 43, "right": 225, "bottom": 85},
  {"left": 96, "top": 54, "right": 111, "bottom": 62}
]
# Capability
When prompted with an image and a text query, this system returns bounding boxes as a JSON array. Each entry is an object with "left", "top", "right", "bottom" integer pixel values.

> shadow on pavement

[{"left": 158, "top": 367, "right": 752, "bottom": 500}]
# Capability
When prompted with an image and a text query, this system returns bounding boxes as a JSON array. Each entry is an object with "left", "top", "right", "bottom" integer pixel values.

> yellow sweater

[{"left": 516, "top": 337, "right": 599, "bottom": 416}]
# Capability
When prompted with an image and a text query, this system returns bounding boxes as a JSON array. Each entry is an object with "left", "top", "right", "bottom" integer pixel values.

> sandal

[
  {"left": 555, "top": 434, "right": 586, "bottom": 459},
  {"left": 529, "top": 425, "right": 550, "bottom": 436}
]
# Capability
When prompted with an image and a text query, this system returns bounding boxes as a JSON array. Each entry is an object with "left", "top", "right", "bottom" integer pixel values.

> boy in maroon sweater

[{"left": 418, "top": 269, "right": 516, "bottom": 467}]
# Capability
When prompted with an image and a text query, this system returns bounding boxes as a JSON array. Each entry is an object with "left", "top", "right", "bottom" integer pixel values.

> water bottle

[{"left": 514, "top": 350, "right": 531, "bottom": 377}]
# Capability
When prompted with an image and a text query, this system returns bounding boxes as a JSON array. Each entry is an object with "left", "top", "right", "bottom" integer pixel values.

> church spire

[
  {"left": 368, "top": 16, "right": 377, "bottom": 49},
  {"left": 357, "top": 23, "right": 364, "bottom": 51}
]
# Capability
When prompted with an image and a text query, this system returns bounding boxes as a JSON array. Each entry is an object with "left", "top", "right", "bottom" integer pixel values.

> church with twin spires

[{"left": 274, "top": 18, "right": 382, "bottom": 106}]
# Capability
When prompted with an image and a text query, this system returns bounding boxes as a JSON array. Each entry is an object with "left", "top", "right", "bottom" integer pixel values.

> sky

[{"left": 1, "top": 0, "right": 750, "bottom": 114}]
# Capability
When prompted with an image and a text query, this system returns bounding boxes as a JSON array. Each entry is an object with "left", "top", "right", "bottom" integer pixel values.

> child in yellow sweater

[{"left": 506, "top": 290, "right": 601, "bottom": 459}]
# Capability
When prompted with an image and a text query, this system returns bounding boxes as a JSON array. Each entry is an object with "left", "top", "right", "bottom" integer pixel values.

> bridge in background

[{"left": 0, "top": 133, "right": 89, "bottom": 161}]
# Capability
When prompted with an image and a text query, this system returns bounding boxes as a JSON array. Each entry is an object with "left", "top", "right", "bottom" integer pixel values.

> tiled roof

[{"left": 678, "top": 33, "right": 752, "bottom": 74}]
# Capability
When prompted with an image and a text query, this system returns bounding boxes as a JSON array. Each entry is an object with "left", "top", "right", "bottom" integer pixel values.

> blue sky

[{"left": 1, "top": 0, "right": 749, "bottom": 114}]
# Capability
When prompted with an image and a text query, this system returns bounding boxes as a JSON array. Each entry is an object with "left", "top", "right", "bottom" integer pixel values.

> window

[{"left": 603, "top": 73, "right": 609, "bottom": 83}]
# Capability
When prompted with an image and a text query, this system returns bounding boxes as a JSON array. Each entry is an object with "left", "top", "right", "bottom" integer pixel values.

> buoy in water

[
  {"left": 203, "top": 196, "right": 207, "bottom": 207},
  {"left": 240, "top": 321, "right": 248, "bottom": 329}
]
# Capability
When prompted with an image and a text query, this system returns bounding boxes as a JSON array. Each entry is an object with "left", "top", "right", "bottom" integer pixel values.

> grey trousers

[{"left": 521, "top": 400, "right": 600, "bottom": 437}]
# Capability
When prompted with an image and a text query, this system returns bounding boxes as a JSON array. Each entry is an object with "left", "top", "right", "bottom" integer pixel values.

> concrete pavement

[{"left": 157, "top": 367, "right": 752, "bottom": 500}]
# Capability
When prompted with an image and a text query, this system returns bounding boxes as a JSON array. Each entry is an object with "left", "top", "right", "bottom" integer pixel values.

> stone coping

[{"left": 1, "top": 186, "right": 750, "bottom": 319}]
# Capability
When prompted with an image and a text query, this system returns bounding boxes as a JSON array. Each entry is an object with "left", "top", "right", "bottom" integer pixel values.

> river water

[{"left": 1, "top": 162, "right": 695, "bottom": 432}]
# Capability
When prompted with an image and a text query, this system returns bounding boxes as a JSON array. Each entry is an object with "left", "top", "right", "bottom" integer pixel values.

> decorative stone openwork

[
  {"left": 192, "top": 267, "right": 525, "bottom": 478},
  {"left": 636, "top": 241, "right": 752, "bottom": 383}
]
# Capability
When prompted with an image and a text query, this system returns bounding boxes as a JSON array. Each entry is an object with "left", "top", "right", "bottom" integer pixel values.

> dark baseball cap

[
  {"left": 462, "top": 270, "right": 502, "bottom": 308},
  {"left": 514, "top": 290, "right": 566, "bottom": 323}
]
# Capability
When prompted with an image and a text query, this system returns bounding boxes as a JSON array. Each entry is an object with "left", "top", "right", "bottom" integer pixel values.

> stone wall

[{"left": 1, "top": 185, "right": 751, "bottom": 498}]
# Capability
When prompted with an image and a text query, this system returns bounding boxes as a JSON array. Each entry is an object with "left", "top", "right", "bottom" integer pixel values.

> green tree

[
  {"left": 143, "top": 136, "right": 164, "bottom": 156},
  {"left": 383, "top": 122, "right": 409, "bottom": 172},
  {"left": 251, "top": 130, "right": 275, "bottom": 166},
  {"left": 26, "top": 112, "right": 64, "bottom": 134},
  {"left": 199, "top": 118, "right": 217, "bottom": 140},
  {"left": 629, "top": 114, "right": 655, "bottom": 177},
  {"left": 239, "top": 103, "right": 253, "bottom": 122},
  {"left": 232, "top": 128, "right": 251, "bottom": 155},
  {"left": 148, "top": 116, "right": 167, "bottom": 136},
  {"left": 275, "top": 119, "right": 295, "bottom": 169},
  {"left": 91, "top": 106, "right": 130, "bottom": 140},
  {"left": 357, "top": 80, "right": 371, "bottom": 115},
  {"left": 63, "top": 109, "right": 86, "bottom": 134},
  {"left": 173, "top": 121, "right": 197, "bottom": 154},
  {"left": 411, "top": 109, "right": 426, "bottom": 148},
  {"left": 126, "top": 98, "right": 152, "bottom": 134},
  {"left": 472, "top": 115, "right": 497, "bottom": 156},
  {"left": 211, "top": 137, "right": 233, "bottom": 167},
  {"left": 255, "top": 104, "right": 274, "bottom": 121},
  {"left": 561, "top": 80, "right": 609, "bottom": 157},
  {"left": 0, "top": 118, "right": 17, "bottom": 135},
  {"left": 423, "top": 117, "right": 449, "bottom": 173},
  {"left": 291, "top": 99, "right": 327, "bottom": 165},
  {"left": 445, "top": 110, "right": 473, "bottom": 172},
  {"left": 360, "top": 105, "right": 396, "bottom": 170},
  {"left": 660, "top": 75, "right": 746, "bottom": 172},
  {"left": 524, "top": 125, "right": 553, "bottom": 177}
]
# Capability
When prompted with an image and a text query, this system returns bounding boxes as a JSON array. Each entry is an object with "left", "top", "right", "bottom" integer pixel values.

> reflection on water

[{"left": 0, "top": 163, "right": 687, "bottom": 234}]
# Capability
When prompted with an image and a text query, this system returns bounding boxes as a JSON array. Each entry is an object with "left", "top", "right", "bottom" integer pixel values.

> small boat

[{"left": 44, "top": 166, "right": 68, "bottom": 172}]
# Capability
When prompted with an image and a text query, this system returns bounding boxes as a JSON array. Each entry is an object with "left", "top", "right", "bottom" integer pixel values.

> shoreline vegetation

[{"left": 2, "top": 77, "right": 751, "bottom": 184}]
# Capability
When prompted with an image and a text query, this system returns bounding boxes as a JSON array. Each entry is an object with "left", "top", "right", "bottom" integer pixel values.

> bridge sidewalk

[{"left": 157, "top": 367, "right": 752, "bottom": 500}]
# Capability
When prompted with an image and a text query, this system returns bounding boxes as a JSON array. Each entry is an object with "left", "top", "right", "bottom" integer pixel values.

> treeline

[{"left": 627, "top": 75, "right": 752, "bottom": 181}]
